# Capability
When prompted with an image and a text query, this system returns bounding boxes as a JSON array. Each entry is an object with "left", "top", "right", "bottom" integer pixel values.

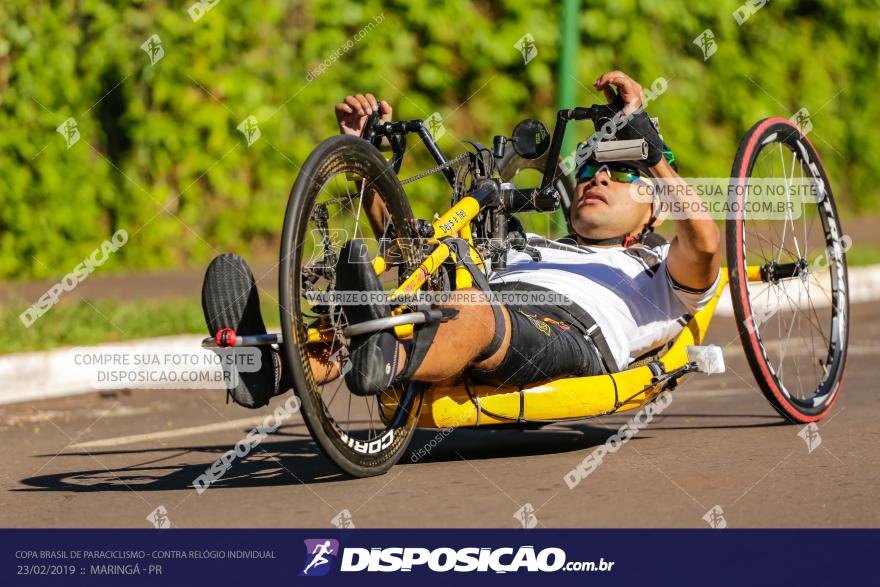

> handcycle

[{"left": 206, "top": 101, "right": 849, "bottom": 478}]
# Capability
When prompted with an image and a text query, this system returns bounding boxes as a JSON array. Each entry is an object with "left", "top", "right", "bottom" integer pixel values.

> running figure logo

[
  {"left": 702, "top": 505, "right": 728, "bottom": 529},
  {"left": 300, "top": 539, "right": 339, "bottom": 577},
  {"left": 237, "top": 115, "right": 261, "bottom": 147},
  {"left": 140, "top": 34, "right": 165, "bottom": 66},
  {"left": 693, "top": 29, "right": 717, "bottom": 60},
  {"left": 798, "top": 422, "right": 822, "bottom": 453},
  {"left": 513, "top": 503, "right": 539, "bottom": 528},
  {"left": 56, "top": 117, "right": 80, "bottom": 149},
  {"left": 514, "top": 33, "right": 538, "bottom": 65},
  {"left": 791, "top": 108, "right": 813, "bottom": 135},
  {"left": 425, "top": 112, "right": 446, "bottom": 140}
]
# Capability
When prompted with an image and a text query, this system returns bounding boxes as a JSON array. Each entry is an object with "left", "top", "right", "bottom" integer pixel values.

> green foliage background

[{"left": 1, "top": 0, "right": 878, "bottom": 280}]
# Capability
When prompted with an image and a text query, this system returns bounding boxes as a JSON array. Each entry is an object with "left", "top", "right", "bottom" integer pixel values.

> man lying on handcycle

[{"left": 201, "top": 70, "right": 721, "bottom": 408}]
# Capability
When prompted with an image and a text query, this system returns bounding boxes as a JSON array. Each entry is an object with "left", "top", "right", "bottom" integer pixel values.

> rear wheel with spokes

[
  {"left": 279, "top": 135, "right": 434, "bottom": 477},
  {"left": 727, "top": 117, "right": 849, "bottom": 422}
]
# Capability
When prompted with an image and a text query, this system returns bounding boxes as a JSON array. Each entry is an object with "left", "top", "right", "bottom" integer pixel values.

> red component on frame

[{"left": 215, "top": 328, "right": 236, "bottom": 347}]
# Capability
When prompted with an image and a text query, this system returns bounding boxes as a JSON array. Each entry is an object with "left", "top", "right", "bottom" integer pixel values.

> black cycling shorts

[{"left": 468, "top": 302, "right": 603, "bottom": 388}]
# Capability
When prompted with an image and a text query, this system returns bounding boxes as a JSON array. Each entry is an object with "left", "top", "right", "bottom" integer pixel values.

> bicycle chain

[{"left": 399, "top": 152, "right": 470, "bottom": 185}]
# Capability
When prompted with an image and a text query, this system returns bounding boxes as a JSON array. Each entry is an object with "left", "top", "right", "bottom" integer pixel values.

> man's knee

[
  {"left": 410, "top": 289, "right": 508, "bottom": 381},
  {"left": 465, "top": 296, "right": 511, "bottom": 371},
  {"left": 445, "top": 289, "right": 497, "bottom": 345}
]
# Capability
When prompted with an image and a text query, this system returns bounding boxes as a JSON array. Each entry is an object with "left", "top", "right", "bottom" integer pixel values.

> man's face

[{"left": 569, "top": 166, "right": 653, "bottom": 240}]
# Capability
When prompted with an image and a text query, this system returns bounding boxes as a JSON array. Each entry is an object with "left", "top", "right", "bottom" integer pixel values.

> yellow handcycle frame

[{"left": 306, "top": 194, "right": 760, "bottom": 429}]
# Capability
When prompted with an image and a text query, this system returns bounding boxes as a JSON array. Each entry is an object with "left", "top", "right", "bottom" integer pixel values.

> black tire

[
  {"left": 279, "top": 135, "right": 427, "bottom": 477},
  {"left": 727, "top": 117, "right": 849, "bottom": 423}
]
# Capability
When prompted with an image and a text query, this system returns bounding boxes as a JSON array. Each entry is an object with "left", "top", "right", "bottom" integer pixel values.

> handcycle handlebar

[
  {"left": 568, "top": 102, "right": 621, "bottom": 123},
  {"left": 500, "top": 186, "right": 560, "bottom": 213},
  {"left": 359, "top": 100, "right": 640, "bottom": 219},
  {"left": 362, "top": 110, "right": 456, "bottom": 183},
  {"left": 540, "top": 102, "right": 641, "bottom": 188},
  {"left": 569, "top": 106, "right": 594, "bottom": 121},
  {"left": 458, "top": 180, "right": 560, "bottom": 214},
  {"left": 363, "top": 110, "right": 425, "bottom": 139}
]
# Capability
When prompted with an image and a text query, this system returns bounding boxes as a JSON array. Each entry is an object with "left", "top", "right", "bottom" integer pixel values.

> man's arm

[
  {"left": 594, "top": 71, "right": 720, "bottom": 291},
  {"left": 334, "top": 93, "right": 394, "bottom": 236},
  {"left": 650, "top": 159, "right": 720, "bottom": 291}
]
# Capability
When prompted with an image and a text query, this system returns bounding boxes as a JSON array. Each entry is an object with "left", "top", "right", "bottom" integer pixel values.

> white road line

[{"left": 69, "top": 415, "right": 273, "bottom": 449}]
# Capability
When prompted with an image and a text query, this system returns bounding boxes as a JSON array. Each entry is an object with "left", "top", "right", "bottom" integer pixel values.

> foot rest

[{"left": 686, "top": 345, "right": 725, "bottom": 374}]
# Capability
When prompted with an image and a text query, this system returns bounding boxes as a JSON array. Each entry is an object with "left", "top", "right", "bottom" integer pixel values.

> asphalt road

[{"left": 2, "top": 304, "right": 878, "bottom": 529}]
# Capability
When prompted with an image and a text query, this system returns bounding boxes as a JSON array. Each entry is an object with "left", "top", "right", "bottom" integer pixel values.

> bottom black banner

[{"left": 3, "top": 529, "right": 874, "bottom": 585}]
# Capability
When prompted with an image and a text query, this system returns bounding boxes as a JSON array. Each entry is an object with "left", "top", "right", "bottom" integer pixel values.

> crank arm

[{"left": 343, "top": 308, "right": 458, "bottom": 338}]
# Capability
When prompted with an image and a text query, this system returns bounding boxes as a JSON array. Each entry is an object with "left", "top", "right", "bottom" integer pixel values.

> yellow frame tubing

[{"left": 431, "top": 196, "right": 481, "bottom": 240}]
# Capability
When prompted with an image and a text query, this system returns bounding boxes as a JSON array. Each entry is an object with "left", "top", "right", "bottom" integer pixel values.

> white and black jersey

[{"left": 489, "top": 234, "right": 721, "bottom": 371}]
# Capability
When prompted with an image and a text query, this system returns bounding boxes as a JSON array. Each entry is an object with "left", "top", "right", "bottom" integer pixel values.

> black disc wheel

[{"left": 279, "top": 135, "right": 435, "bottom": 477}]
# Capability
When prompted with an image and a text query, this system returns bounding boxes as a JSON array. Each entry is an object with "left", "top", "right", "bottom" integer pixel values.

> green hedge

[{"left": 1, "top": 0, "right": 878, "bottom": 279}]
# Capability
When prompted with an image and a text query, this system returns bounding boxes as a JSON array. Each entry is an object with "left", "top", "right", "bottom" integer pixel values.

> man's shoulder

[
  {"left": 640, "top": 231, "right": 669, "bottom": 249},
  {"left": 615, "top": 235, "right": 671, "bottom": 276},
  {"left": 621, "top": 243, "right": 667, "bottom": 275}
]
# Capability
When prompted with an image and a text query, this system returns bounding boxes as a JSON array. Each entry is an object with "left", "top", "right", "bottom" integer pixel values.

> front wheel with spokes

[
  {"left": 279, "top": 135, "right": 432, "bottom": 477},
  {"left": 727, "top": 117, "right": 849, "bottom": 422}
]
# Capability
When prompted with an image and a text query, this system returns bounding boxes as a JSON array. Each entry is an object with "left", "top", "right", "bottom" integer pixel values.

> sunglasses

[{"left": 576, "top": 163, "right": 643, "bottom": 184}]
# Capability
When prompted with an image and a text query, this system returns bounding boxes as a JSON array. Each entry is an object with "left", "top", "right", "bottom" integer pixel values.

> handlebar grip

[
  {"left": 361, "top": 110, "right": 382, "bottom": 142},
  {"left": 571, "top": 99, "right": 629, "bottom": 123},
  {"left": 369, "top": 119, "right": 424, "bottom": 137},
  {"left": 570, "top": 107, "right": 593, "bottom": 121},
  {"left": 501, "top": 187, "right": 560, "bottom": 213},
  {"left": 593, "top": 139, "right": 648, "bottom": 162}
]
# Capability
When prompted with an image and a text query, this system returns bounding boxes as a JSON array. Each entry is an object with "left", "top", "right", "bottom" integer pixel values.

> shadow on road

[
  {"left": 14, "top": 413, "right": 782, "bottom": 493},
  {"left": 15, "top": 421, "right": 615, "bottom": 492},
  {"left": 634, "top": 412, "right": 788, "bottom": 431},
  {"left": 15, "top": 430, "right": 342, "bottom": 492}
]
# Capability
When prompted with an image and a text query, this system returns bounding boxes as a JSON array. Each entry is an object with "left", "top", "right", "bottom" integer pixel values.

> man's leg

[
  {"left": 310, "top": 288, "right": 604, "bottom": 389},
  {"left": 468, "top": 300, "right": 606, "bottom": 387},
  {"left": 400, "top": 288, "right": 604, "bottom": 387},
  {"left": 407, "top": 288, "right": 512, "bottom": 381},
  {"left": 339, "top": 237, "right": 514, "bottom": 395},
  {"left": 305, "top": 288, "right": 508, "bottom": 384}
]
